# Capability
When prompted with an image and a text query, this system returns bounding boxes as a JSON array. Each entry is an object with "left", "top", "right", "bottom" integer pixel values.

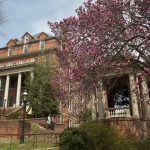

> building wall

[
  {"left": 0, "top": 120, "right": 30, "bottom": 138},
  {"left": 102, "top": 118, "right": 150, "bottom": 139},
  {"left": 0, "top": 32, "right": 58, "bottom": 108}
]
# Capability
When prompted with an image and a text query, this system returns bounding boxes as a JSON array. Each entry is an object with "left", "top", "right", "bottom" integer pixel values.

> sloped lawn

[{"left": 0, "top": 138, "right": 58, "bottom": 150}]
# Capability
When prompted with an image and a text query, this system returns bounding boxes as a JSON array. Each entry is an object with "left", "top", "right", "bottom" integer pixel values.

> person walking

[
  {"left": 51, "top": 115, "right": 56, "bottom": 130},
  {"left": 47, "top": 114, "right": 51, "bottom": 129}
]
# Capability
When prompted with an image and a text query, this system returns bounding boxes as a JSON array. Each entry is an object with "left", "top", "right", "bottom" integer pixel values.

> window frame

[
  {"left": 40, "top": 41, "right": 45, "bottom": 50},
  {"left": 68, "top": 100, "right": 72, "bottom": 112},
  {"left": 8, "top": 48, "right": 13, "bottom": 56},
  {"left": 23, "top": 43, "right": 28, "bottom": 53},
  {"left": 24, "top": 35, "right": 29, "bottom": 43}
]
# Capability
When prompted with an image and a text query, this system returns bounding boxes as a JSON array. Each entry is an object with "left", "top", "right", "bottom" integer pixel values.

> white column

[
  {"left": 91, "top": 94, "right": 97, "bottom": 120},
  {"left": 97, "top": 81, "right": 105, "bottom": 119},
  {"left": 102, "top": 87, "right": 108, "bottom": 109},
  {"left": 129, "top": 74, "right": 139, "bottom": 117},
  {"left": 4, "top": 75, "right": 10, "bottom": 107},
  {"left": 141, "top": 78, "right": 150, "bottom": 118},
  {"left": 16, "top": 73, "right": 22, "bottom": 106}
]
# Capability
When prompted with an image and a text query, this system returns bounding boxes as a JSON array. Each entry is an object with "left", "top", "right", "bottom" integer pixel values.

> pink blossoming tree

[{"left": 49, "top": 0, "right": 150, "bottom": 118}]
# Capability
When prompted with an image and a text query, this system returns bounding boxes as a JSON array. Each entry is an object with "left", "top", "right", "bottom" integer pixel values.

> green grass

[{"left": 0, "top": 138, "right": 58, "bottom": 150}]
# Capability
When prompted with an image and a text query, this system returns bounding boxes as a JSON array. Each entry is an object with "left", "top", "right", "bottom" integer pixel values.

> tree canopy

[
  {"left": 49, "top": 0, "right": 150, "bottom": 95},
  {"left": 25, "top": 64, "right": 58, "bottom": 117}
]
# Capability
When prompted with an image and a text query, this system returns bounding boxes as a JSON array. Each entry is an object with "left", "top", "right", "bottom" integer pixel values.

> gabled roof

[
  {"left": 7, "top": 39, "right": 19, "bottom": 46},
  {"left": 0, "top": 32, "right": 54, "bottom": 50},
  {"left": 21, "top": 32, "right": 34, "bottom": 39},
  {"left": 33, "top": 32, "right": 52, "bottom": 39}
]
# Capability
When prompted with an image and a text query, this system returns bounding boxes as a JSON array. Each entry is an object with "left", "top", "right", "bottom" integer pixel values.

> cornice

[
  {"left": 0, "top": 36, "right": 58, "bottom": 50},
  {"left": 0, "top": 62, "right": 35, "bottom": 71},
  {"left": 0, "top": 47, "right": 57, "bottom": 62}
]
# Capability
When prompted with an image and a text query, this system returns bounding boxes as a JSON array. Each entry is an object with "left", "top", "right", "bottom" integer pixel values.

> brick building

[
  {"left": 0, "top": 32, "right": 78, "bottom": 129},
  {"left": 0, "top": 32, "right": 58, "bottom": 108}
]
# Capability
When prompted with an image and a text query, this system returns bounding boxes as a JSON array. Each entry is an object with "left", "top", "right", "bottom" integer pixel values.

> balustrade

[{"left": 105, "top": 106, "right": 130, "bottom": 118}]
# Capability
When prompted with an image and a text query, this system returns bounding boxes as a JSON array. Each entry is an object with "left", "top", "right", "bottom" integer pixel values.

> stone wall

[
  {"left": 27, "top": 118, "right": 66, "bottom": 132},
  {"left": 1, "top": 117, "right": 149, "bottom": 139},
  {"left": 102, "top": 118, "right": 150, "bottom": 139},
  {"left": 0, "top": 120, "right": 31, "bottom": 138}
]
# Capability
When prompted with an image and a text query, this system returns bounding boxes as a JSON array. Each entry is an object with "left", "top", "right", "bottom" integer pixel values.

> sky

[{"left": 0, "top": 0, "right": 85, "bottom": 47}]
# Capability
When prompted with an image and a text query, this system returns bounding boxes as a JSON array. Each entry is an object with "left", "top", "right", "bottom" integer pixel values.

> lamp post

[
  {"left": 3, "top": 99, "right": 6, "bottom": 114},
  {"left": 20, "top": 89, "right": 28, "bottom": 144}
]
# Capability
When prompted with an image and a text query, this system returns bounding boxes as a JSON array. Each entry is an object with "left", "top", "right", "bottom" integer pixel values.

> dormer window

[
  {"left": 8, "top": 48, "right": 13, "bottom": 56},
  {"left": 40, "top": 41, "right": 45, "bottom": 50},
  {"left": 24, "top": 35, "right": 29, "bottom": 43},
  {"left": 23, "top": 44, "right": 28, "bottom": 53}
]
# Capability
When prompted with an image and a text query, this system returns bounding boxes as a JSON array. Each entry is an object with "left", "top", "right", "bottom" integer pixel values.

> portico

[
  {"left": 101, "top": 73, "right": 150, "bottom": 119},
  {"left": 0, "top": 66, "right": 33, "bottom": 108}
]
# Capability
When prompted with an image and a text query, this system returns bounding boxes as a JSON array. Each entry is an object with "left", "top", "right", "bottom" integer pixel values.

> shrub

[
  {"left": 136, "top": 137, "right": 150, "bottom": 150},
  {"left": 59, "top": 127, "right": 88, "bottom": 150},
  {"left": 59, "top": 121, "right": 137, "bottom": 150},
  {"left": 80, "top": 121, "right": 138, "bottom": 150},
  {"left": 8, "top": 112, "right": 20, "bottom": 119},
  {"left": 80, "top": 121, "right": 118, "bottom": 150}
]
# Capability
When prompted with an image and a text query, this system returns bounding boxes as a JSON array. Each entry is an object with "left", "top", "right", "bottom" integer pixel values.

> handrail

[{"left": 105, "top": 106, "right": 130, "bottom": 118}]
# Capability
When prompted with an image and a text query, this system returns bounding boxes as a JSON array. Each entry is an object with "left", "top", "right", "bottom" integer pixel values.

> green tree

[{"left": 25, "top": 63, "right": 58, "bottom": 117}]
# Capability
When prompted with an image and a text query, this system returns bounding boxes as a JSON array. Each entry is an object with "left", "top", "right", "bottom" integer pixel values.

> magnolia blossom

[{"left": 49, "top": 0, "right": 150, "bottom": 105}]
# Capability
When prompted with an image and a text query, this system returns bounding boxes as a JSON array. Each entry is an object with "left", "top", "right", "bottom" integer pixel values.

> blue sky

[{"left": 0, "top": 0, "right": 85, "bottom": 47}]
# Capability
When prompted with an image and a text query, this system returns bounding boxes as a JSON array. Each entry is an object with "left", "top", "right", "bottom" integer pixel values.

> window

[
  {"left": 45, "top": 56, "right": 49, "bottom": 65},
  {"left": 8, "top": 48, "right": 13, "bottom": 56},
  {"left": 0, "top": 96, "right": 2, "bottom": 107},
  {"left": 8, "top": 96, "right": 13, "bottom": 107},
  {"left": 68, "top": 100, "right": 72, "bottom": 112},
  {"left": 10, "top": 79, "right": 15, "bottom": 89},
  {"left": 0, "top": 80, "right": 1, "bottom": 90},
  {"left": 24, "top": 35, "right": 29, "bottom": 43},
  {"left": 23, "top": 44, "right": 28, "bottom": 53},
  {"left": 57, "top": 116, "right": 62, "bottom": 124},
  {"left": 0, "top": 79, "right": 5, "bottom": 90},
  {"left": 68, "top": 119, "right": 72, "bottom": 128},
  {"left": 40, "top": 41, "right": 45, "bottom": 50}
]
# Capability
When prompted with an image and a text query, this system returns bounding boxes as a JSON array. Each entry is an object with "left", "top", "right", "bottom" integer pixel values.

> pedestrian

[
  {"left": 47, "top": 114, "right": 51, "bottom": 129},
  {"left": 51, "top": 115, "right": 56, "bottom": 130}
]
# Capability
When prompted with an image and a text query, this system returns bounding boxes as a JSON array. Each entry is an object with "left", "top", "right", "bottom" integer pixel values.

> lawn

[{"left": 0, "top": 138, "right": 59, "bottom": 150}]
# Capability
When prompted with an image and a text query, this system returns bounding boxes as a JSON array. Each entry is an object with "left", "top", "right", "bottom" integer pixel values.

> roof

[
  {"left": 17, "top": 32, "right": 52, "bottom": 45},
  {"left": 0, "top": 32, "right": 54, "bottom": 50}
]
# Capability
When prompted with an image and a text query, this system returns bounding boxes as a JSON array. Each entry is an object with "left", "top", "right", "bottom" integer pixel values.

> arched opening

[
  {"left": 107, "top": 75, "right": 130, "bottom": 108},
  {"left": 108, "top": 86, "right": 129, "bottom": 108}
]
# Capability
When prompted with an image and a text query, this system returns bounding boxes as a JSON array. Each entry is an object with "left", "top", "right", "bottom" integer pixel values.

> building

[
  {"left": 0, "top": 32, "right": 58, "bottom": 108},
  {"left": 0, "top": 32, "right": 78, "bottom": 129},
  {"left": 89, "top": 72, "right": 150, "bottom": 119}
]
